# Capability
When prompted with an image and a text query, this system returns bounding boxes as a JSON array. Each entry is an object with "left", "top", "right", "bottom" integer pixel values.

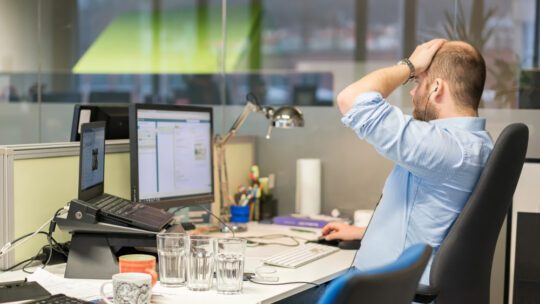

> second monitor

[
  {"left": 129, "top": 104, "right": 214, "bottom": 209},
  {"left": 71, "top": 104, "right": 129, "bottom": 141}
]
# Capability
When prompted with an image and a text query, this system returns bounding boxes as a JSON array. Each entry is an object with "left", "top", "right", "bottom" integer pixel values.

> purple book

[{"left": 272, "top": 215, "right": 328, "bottom": 228}]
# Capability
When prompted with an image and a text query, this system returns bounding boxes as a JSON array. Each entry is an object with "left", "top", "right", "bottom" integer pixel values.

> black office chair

[
  {"left": 415, "top": 123, "right": 529, "bottom": 303},
  {"left": 319, "top": 244, "right": 432, "bottom": 304}
]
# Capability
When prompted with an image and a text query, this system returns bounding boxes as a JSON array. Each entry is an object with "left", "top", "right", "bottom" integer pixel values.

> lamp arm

[{"left": 216, "top": 101, "right": 264, "bottom": 147}]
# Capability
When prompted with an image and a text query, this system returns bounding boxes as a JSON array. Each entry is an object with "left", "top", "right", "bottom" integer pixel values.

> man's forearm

[{"left": 336, "top": 64, "right": 410, "bottom": 114}]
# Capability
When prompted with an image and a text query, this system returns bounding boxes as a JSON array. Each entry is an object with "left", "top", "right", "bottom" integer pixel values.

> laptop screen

[{"left": 80, "top": 123, "right": 105, "bottom": 191}]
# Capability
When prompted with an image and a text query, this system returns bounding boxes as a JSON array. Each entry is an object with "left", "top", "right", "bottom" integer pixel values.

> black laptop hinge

[{"left": 67, "top": 199, "right": 99, "bottom": 224}]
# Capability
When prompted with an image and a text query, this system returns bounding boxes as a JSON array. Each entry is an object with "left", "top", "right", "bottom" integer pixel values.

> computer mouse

[
  {"left": 338, "top": 240, "right": 361, "bottom": 250},
  {"left": 311, "top": 237, "right": 340, "bottom": 247}
]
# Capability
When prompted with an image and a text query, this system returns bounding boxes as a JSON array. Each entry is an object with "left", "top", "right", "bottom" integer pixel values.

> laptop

[{"left": 77, "top": 121, "right": 174, "bottom": 232}]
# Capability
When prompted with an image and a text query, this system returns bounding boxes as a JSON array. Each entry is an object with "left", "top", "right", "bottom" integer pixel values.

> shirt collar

[{"left": 430, "top": 117, "right": 486, "bottom": 131}]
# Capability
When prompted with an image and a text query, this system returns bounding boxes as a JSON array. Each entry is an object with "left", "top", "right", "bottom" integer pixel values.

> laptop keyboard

[
  {"left": 87, "top": 194, "right": 173, "bottom": 232},
  {"left": 95, "top": 196, "right": 139, "bottom": 217}
]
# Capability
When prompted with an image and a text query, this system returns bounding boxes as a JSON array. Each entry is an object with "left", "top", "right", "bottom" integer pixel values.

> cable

[
  {"left": 198, "top": 204, "right": 235, "bottom": 238},
  {"left": 0, "top": 233, "right": 66, "bottom": 272},
  {"left": 167, "top": 205, "right": 190, "bottom": 215},
  {"left": 248, "top": 277, "right": 320, "bottom": 287},
  {"left": 240, "top": 234, "right": 308, "bottom": 247},
  {"left": 0, "top": 207, "right": 68, "bottom": 258},
  {"left": 0, "top": 215, "right": 55, "bottom": 257},
  {"left": 8, "top": 231, "right": 49, "bottom": 245},
  {"left": 4, "top": 208, "right": 68, "bottom": 274},
  {"left": 22, "top": 248, "right": 45, "bottom": 274},
  {"left": 1, "top": 257, "right": 36, "bottom": 272}
]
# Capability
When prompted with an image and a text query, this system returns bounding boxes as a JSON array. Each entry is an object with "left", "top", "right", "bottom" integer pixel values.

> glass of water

[
  {"left": 156, "top": 233, "right": 188, "bottom": 287},
  {"left": 214, "top": 238, "right": 247, "bottom": 294},
  {"left": 187, "top": 235, "right": 215, "bottom": 291}
]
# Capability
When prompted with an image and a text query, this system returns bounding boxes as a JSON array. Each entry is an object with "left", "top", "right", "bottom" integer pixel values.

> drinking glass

[
  {"left": 157, "top": 233, "right": 188, "bottom": 287},
  {"left": 214, "top": 238, "right": 247, "bottom": 294},
  {"left": 187, "top": 235, "right": 215, "bottom": 291}
]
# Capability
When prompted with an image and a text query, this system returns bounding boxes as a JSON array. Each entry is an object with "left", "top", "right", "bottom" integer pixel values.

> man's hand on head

[
  {"left": 409, "top": 39, "right": 447, "bottom": 75},
  {"left": 336, "top": 38, "right": 446, "bottom": 114}
]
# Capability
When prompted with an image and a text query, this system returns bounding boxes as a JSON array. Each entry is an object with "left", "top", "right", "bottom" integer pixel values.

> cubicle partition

[
  {"left": 0, "top": 141, "right": 130, "bottom": 270},
  {"left": 0, "top": 136, "right": 255, "bottom": 270}
]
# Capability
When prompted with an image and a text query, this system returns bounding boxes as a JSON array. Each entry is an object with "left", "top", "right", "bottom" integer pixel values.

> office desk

[{"left": 0, "top": 223, "right": 356, "bottom": 304}]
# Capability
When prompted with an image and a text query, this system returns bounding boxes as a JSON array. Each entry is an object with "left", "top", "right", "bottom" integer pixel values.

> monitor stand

[
  {"left": 55, "top": 214, "right": 184, "bottom": 279},
  {"left": 65, "top": 232, "right": 156, "bottom": 279}
]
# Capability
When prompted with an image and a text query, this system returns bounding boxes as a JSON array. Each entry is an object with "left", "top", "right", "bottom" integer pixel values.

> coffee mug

[
  {"left": 100, "top": 272, "right": 152, "bottom": 304},
  {"left": 118, "top": 254, "right": 158, "bottom": 286}
]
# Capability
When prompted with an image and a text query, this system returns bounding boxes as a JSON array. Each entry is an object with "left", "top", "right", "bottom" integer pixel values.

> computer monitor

[
  {"left": 70, "top": 104, "right": 129, "bottom": 141},
  {"left": 129, "top": 104, "right": 214, "bottom": 209},
  {"left": 78, "top": 121, "right": 106, "bottom": 201}
]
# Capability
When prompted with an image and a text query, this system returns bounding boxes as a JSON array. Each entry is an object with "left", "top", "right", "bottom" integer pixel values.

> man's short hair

[{"left": 427, "top": 41, "right": 486, "bottom": 111}]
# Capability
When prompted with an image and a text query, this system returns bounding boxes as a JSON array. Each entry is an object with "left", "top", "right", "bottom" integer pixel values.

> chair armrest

[{"left": 413, "top": 284, "right": 439, "bottom": 303}]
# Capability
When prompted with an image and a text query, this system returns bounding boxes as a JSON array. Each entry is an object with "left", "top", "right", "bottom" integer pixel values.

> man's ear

[{"left": 431, "top": 78, "right": 445, "bottom": 103}]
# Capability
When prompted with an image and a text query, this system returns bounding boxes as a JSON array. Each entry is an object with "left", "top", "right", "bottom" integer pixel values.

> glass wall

[{"left": 1, "top": 0, "right": 538, "bottom": 143}]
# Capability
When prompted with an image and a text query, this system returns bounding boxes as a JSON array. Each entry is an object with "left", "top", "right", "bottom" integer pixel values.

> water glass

[
  {"left": 214, "top": 238, "right": 247, "bottom": 294},
  {"left": 157, "top": 233, "right": 188, "bottom": 287},
  {"left": 187, "top": 235, "right": 215, "bottom": 291}
]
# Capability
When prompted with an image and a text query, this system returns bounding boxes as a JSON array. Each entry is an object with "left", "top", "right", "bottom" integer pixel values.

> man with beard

[{"left": 321, "top": 39, "right": 493, "bottom": 286}]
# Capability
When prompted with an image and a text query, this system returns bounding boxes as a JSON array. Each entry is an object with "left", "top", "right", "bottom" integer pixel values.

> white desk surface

[{"left": 0, "top": 222, "right": 356, "bottom": 304}]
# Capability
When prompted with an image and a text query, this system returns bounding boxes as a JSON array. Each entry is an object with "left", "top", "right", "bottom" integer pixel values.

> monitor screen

[
  {"left": 78, "top": 121, "right": 106, "bottom": 201},
  {"left": 130, "top": 104, "right": 214, "bottom": 209},
  {"left": 71, "top": 104, "right": 129, "bottom": 141}
]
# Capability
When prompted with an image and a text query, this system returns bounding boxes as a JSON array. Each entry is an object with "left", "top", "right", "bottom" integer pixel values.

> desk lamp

[{"left": 215, "top": 93, "right": 304, "bottom": 207}]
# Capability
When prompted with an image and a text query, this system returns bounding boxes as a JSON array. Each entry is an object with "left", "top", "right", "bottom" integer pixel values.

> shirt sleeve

[{"left": 341, "top": 92, "right": 464, "bottom": 181}]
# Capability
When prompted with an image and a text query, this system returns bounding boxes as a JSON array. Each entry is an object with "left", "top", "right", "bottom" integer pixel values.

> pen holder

[{"left": 230, "top": 205, "right": 250, "bottom": 223}]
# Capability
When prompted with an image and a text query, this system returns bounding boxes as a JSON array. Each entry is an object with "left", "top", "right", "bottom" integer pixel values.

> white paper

[{"left": 27, "top": 268, "right": 108, "bottom": 301}]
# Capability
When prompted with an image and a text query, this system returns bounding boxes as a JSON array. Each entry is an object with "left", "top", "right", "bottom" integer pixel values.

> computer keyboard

[{"left": 262, "top": 243, "right": 340, "bottom": 268}]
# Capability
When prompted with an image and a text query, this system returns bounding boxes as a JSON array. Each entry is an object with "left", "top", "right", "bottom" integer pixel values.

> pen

[{"left": 290, "top": 228, "right": 316, "bottom": 234}]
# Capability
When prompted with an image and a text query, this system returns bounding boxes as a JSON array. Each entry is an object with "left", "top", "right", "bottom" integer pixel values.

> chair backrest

[
  {"left": 429, "top": 123, "right": 529, "bottom": 304},
  {"left": 319, "top": 244, "right": 432, "bottom": 304}
]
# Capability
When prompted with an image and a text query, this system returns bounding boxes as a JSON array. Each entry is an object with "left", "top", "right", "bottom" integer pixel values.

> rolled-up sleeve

[{"left": 341, "top": 92, "right": 463, "bottom": 181}]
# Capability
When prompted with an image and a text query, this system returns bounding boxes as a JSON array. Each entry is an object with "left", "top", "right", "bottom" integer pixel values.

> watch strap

[{"left": 397, "top": 58, "right": 416, "bottom": 85}]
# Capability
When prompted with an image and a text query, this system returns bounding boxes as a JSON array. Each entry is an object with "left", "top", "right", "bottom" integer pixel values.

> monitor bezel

[
  {"left": 129, "top": 103, "right": 215, "bottom": 209},
  {"left": 70, "top": 104, "right": 129, "bottom": 141},
  {"left": 78, "top": 121, "right": 106, "bottom": 202}
]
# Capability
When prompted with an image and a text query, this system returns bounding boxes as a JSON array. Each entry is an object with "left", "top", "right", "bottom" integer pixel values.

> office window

[{"left": 0, "top": 0, "right": 537, "bottom": 151}]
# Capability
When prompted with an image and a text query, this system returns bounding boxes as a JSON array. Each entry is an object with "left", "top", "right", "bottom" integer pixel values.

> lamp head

[{"left": 271, "top": 106, "right": 304, "bottom": 128}]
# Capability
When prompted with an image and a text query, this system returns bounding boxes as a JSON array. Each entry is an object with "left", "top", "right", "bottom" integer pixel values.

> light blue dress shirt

[{"left": 342, "top": 92, "right": 493, "bottom": 285}]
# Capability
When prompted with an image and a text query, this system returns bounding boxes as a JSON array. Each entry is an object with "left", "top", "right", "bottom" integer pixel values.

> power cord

[
  {"left": 198, "top": 204, "right": 235, "bottom": 238},
  {"left": 1, "top": 250, "right": 48, "bottom": 272},
  {"left": 1, "top": 216, "right": 55, "bottom": 257},
  {"left": 1, "top": 207, "right": 68, "bottom": 273},
  {"left": 240, "top": 234, "right": 308, "bottom": 247}
]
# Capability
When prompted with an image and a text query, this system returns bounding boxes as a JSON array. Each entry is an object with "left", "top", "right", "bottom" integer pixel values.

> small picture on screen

[{"left": 92, "top": 148, "right": 99, "bottom": 171}]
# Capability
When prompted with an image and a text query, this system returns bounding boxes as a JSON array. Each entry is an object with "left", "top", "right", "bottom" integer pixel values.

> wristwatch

[{"left": 397, "top": 58, "right": 416, "bottom": 85}]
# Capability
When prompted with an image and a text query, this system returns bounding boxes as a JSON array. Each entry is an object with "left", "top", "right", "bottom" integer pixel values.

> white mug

[{"left": 100, "top": 272, "right": 152, "bottom": 304}]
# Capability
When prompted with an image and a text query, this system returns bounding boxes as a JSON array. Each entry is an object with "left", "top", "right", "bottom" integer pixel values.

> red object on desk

[{"left": 118, "top": 254, "right": 158, "bottom": 286}]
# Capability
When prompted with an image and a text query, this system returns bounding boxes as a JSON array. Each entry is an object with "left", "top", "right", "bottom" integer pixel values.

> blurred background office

[{"left": 0, "top": 1, "right": 538, "bottom": 302}]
